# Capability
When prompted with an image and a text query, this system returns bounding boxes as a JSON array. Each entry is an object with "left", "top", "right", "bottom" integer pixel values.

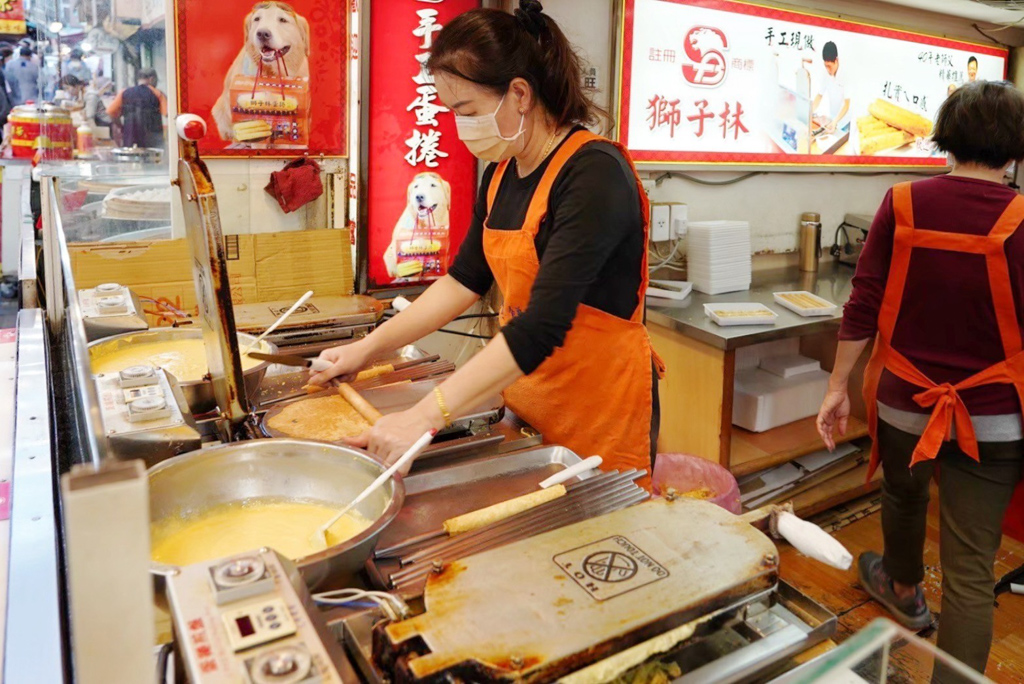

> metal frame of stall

[{"left": 6, "top": 171, "right": 158, "bottom": 683}]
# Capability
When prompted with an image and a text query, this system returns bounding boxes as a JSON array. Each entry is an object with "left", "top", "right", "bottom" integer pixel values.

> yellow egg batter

[
  {"left": 150, "top": 499, "right": 372, "bottom": 566},
  {"left": 91, "top": 338, "right": 265, "bottom": 383}
]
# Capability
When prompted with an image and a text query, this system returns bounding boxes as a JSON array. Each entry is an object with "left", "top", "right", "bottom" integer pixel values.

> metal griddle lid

[
  {"left": 232, "top": 295, "right": 384, "bottom": 333},
  {"left": 384, "top": 498, "right": 779, "bottom": 681},
  {"left": 175, "top": 116, "right": 249, "bottom": 425}
]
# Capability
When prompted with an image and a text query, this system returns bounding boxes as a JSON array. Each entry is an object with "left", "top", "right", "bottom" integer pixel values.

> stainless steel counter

[{"left": 646, "top": 263, "right": 855, "bottom": 350}]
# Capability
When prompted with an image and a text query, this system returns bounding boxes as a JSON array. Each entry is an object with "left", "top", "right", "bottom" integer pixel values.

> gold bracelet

[{"left": 433, "top": 387, "right": 452, "bottom": 428}]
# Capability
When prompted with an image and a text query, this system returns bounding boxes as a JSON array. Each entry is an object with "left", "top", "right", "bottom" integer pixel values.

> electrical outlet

[
  {"left": 641, "top": 179, "right": 656, "bottom": 198},
  {"left": 650, "top": 204, "right": 672, "bottom": 242}
]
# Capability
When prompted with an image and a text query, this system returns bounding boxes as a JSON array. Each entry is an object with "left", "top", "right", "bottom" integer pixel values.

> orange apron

[
  {"left": 864, "top": 182, "right": 1024, "bottom": 480},
  {"left": 483, "top": 130, "right": 661, "bottom": 490}
]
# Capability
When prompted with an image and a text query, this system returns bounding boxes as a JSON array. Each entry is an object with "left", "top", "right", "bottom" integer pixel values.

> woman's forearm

[
  {"left": 359, "top": 275, "right": 481, "bottom": 358},
  {"left": 830, "top": 338, "right": 871, "bottom": 390},
  {"left": 414, "top": 333, "right": 523, "bottom": 426}
]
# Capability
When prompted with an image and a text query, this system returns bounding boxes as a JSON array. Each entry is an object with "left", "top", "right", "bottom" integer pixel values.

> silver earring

[{"left": 519, "top": 109, "right": 525, "bottom": 114}]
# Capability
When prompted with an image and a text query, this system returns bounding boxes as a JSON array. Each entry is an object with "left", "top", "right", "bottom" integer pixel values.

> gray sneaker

[{"left": 857, "top": 551, "right": 933, "bottom": 631}]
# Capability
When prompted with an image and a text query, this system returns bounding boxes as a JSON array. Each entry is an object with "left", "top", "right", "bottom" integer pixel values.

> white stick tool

[
  {"left": 309, "top": 429, "right": 436, "bottom": 550},
  {"left": 243, "top": 290, "right": 314, "bottom": 355}
]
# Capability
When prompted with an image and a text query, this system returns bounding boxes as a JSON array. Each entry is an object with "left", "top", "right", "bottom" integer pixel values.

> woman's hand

[
  {"left": 308, "top": 341, "right": 371, "bottom": 386},
  {"left": 344, "top": 405, "right": 444, "bottom": 475},
  {"left": 816, "top": 387, "right": 851, "bottom": 452}
]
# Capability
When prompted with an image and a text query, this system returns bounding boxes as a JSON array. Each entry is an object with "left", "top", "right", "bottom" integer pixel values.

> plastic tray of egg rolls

[{"left": 773, "top": 291, "right": 838, "bottom": 317}]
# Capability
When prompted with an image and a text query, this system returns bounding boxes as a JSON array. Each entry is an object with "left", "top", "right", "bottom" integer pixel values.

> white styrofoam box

[
  {"left": 650, "top": 203, "right": 672, "bottom": 242},
  {"left": 669, "top": 202, "right": 688, "bottom": 239},
  {"left": 759, "top": 354, "right": 822, "bottom": 379},
  {"left": 732, "top": 368, "right": 830, "bottom": 433},
  {"left": 735, "top": 338, "right": 800, "bottom": 371}
]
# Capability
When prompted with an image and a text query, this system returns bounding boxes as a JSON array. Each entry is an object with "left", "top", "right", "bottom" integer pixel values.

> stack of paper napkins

[{"left": 687, "top": 220, "right": 752, "bottom": 295}]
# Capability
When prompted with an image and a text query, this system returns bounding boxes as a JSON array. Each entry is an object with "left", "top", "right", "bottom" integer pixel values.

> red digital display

[{"left": 235, "top": 615, "right": 255, "bottom": 638}]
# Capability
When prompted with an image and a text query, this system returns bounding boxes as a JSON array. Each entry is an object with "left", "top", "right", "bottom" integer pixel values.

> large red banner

[
  {"left": 0, "top": 0, "right": 26, "bottom": 35},
  {"left": 174, "top": 0, "right": 346, "bottom": 157},
  {"left": 363, "top": 0, "right": 480, "bottom": 291},
  {"left": 618, "top": 0, "right": 1009, "bottom": 167}
]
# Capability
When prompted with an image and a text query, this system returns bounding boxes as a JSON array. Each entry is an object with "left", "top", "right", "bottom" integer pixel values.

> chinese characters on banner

[
  {"left": 619, "top": 0, "right": 1008, "bottom": 166},
  {"left": 364, "top": 0, "right": 480, "bottom": 291},
  {"left": 0, "top": 0, "right": 26, "bottom": 35}
]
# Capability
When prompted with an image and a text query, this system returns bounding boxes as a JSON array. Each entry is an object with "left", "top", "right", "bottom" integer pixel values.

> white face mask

[{"left": 454, "top": 91, "right": 525, "bottom": 162}]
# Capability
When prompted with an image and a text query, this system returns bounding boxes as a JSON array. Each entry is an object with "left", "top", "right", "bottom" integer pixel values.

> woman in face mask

[{"left": 310, "top": 0, "right": 661, "bottom": 487}]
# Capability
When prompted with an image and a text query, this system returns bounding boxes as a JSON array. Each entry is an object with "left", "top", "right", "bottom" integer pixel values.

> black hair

[
  {"left": 427, "top": 0, "right": 603, "bottom": 128},
  {"left": 933, "top": 80, "right": 1024, "bottom": 169},
  {"left": 70, "top": 48, "right": 84, "bottom": 60},
  {"left": 19, "top": 46, "right": 31, "bottom": 58},
  {"left": 822, "top": 41, "right": 838, "bottom": 62},
  {"left": 968, "top": 56, "right": 978, "bottom": 67},
  {"left": 137, "top": 68, "right": 158, "bottom": 84}
]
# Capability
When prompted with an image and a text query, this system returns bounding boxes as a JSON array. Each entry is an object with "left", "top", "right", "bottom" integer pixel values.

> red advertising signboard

[
  {"left": 0, "top": 0, "right": 26, "bottom": 36},
  {"left": 618, "top": 0, "right": 1009, "bottom": 167},
  {"left": 174, "top": 0, "right": 347, "bottom": 157},
  {"left": 363, "top": 0, "right": 480, "bottom": 291}
]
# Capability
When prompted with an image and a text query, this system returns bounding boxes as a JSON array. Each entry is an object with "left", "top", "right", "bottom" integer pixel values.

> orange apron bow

[{"left": 863, "top": 182, "right": 1024, "bottom": 480}]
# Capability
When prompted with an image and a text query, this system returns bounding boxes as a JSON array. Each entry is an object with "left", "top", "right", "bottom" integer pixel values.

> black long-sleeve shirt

[{"left": 449, "top": 128, "right": 644, "bottom": 374}]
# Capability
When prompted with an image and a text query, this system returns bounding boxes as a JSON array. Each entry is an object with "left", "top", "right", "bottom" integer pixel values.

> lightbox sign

[{"left": 617, "top": 0, "right": 1009, "bottom": 167}]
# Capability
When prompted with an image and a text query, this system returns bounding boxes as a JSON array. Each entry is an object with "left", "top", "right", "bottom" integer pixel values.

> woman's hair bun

[{"left": 515, "top": 0, "right": 546, "bottom": 39}]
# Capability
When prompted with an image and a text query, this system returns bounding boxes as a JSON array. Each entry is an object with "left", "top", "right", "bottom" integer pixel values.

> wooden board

[
  {"left": 730, "top": 416, "right": 869, "bottom": 477},
  {"left": 648, "top": 322, "right": 732, "bottom": 464}
]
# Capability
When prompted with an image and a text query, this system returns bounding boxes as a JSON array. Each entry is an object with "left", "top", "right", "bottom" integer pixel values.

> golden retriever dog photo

[
  {"left": 211, "top": 1, "right": 311, "bottom": 141},
  {"left": 384, "top": 172, "right": 453, "bottom": 280}
]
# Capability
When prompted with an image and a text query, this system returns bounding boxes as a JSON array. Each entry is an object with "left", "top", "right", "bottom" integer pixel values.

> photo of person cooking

[
  {"left": 812, "top": 40, "right": 850, "bottom": 135},
  {"left": 817, "top": 80, "right": 1024, "bottom": 681},
  {"left": 308, "top": 0, "right": 662, "bottom": 488}
]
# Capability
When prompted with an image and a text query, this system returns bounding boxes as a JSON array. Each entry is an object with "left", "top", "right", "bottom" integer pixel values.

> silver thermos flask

[{"left": 799, "top": 212, "right": 822, "bottom": 273}]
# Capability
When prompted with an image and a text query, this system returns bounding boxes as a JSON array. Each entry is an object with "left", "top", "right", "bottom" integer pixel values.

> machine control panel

[
  {"left": 80, "top": 283, "right": 138, "bottom": 319},
  {"left": 96, "top": 367, "right": 186, "bottom": 433},
  {"left": 222, "top": 598, "right": 297, "bottom": 652},
  {"left": 164, "top": 548, "right": 354, "bottom": 683}
]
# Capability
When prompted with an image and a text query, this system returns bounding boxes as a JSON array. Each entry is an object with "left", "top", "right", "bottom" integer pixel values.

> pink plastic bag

[{"left": 652, "top": 453, "right": 742, "bottom": 514}]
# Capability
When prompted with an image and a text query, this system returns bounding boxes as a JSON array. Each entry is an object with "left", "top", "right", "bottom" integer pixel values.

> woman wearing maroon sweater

[{"left": 817, "top": 81, "right": 1024, "bottom": 679}]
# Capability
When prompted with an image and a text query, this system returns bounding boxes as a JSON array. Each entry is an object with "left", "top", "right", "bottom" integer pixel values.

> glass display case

[{"left": 774, "top": 618, "right": 991, "bottom": 683}]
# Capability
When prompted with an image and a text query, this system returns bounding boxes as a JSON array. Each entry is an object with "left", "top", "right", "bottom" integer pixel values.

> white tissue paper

[{"left": 776, "top": 511, "right": 853, "bottom": 570}]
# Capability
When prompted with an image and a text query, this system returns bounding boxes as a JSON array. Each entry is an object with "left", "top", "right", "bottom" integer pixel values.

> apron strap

[
  {"left": 985, "top": 195, "right": 1024, "bottom": 357},
  {"left": 486, "top": 160, "right": 511, "bottom": 215},
  {"left": 520, "top": 130, "right": 603, "bottom": 239},
  {"left": 877, "top": 183, "right": 916, "bottom": 341}
]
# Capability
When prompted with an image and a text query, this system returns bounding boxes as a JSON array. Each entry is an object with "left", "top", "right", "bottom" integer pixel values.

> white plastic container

[
  {"left": 732, "top": 367, "right": 830, "bottom": 432},
  {"left": 759, "top": 354, "right": 822, "bottom": 379},
  {"left": 704, "top": 303, "right": 778, "bottom": 327},
  {"left": 773, "top": 291, "right": 838, "bottom": 317}
]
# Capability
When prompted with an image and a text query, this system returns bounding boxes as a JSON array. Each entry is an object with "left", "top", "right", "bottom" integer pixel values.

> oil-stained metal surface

[
  {"left": 375, "top": 498, "right": 779, "bottom": 682},
  {"left": 176, "top": 138, "right": 249, "bottom": 428}
]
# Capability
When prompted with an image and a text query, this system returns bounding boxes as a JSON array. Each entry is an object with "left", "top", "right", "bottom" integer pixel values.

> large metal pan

[
  {"left": 87, "top": 327, "right": 278, "bottom": 414},
  {"left": 147, "top": 439, "right": 405, "bottom": 588}
]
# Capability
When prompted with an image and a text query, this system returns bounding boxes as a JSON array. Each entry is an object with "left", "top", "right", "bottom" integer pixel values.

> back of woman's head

[
  {"left": 427, "top": 0, "right": 601, "bottom": 128},
  {"left": 933, "top": 80, "right": 1024, "bottom": 168}
]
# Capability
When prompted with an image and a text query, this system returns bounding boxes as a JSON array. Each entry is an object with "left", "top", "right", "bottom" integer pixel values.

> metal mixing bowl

[
  {"left": 147, "top": 439, "right": 405, "bottom": 588},
  {"left": 87, "top": 327, "right": 277, "bottom": 414}
]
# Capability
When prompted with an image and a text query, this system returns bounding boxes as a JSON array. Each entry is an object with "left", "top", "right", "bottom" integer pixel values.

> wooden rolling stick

[{"left": 337, "top": 382, "right": 384, "bottom": 425}]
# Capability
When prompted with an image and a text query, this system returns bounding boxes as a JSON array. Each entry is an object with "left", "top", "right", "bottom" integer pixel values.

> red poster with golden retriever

[{"left": 175, "top": 0, "right": 345, "bottom": 156}]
